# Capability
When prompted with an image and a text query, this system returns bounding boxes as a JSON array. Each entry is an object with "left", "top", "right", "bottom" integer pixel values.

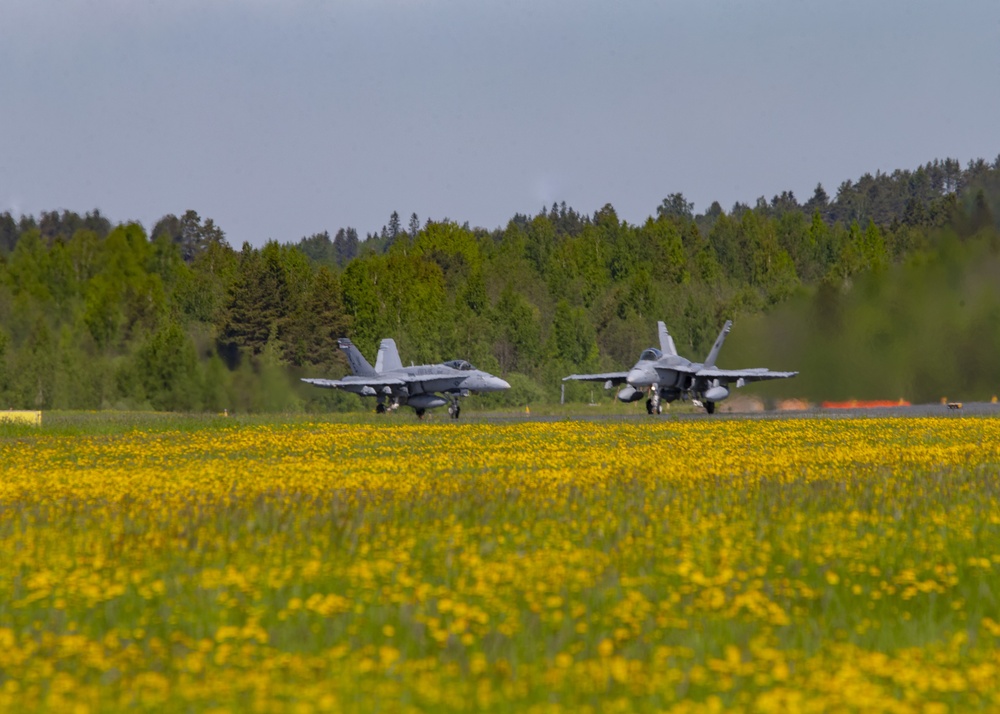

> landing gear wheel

[
  {"left": 453, "top": 405, "right": 461, "bottom": 419},
  {"left": 705, "top": 401, "right": 716, "bottom": 414},
  {"left": 646, "top": 398, "right": 654, "bottom": 415},
  {"left": 415, "top": 408, "right": 426, "bottom": 419},
  {"left": 375, "top": 403, "right": 386, "bottom": 414}
]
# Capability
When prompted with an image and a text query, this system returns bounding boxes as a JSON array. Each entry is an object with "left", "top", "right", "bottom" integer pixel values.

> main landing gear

[
  {"left": 692, "top": 399, "right": 716, "bottom": 414},
  {"left": 375, "top": 402, "right": 386, "bottom": 414},
  {"left": 415, "top": 408, "right": 426, "bottom": 419}
]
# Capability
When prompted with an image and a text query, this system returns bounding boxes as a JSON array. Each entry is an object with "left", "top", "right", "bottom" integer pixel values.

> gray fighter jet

[
  {"left": 563, "top": 320, "right": 797, "bottom": 414},
  {"left": 303, "top": 338, "right": 510, "bottom": 418}
]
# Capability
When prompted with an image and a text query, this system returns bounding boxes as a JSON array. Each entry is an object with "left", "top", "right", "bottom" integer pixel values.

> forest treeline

[{"left": 2, "top": 156, "right": 999, "bottom": 411}]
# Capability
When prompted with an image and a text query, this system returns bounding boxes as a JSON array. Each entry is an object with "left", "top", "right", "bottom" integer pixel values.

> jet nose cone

[
  {"left": 490, "top": 376, "right": 511, "bottom": 391},
  {"left": 465, "top": 374, "right": 511, "bottom": 392},
  {"left": 627, "top": 367, "right": 649, "bottom": 386}
]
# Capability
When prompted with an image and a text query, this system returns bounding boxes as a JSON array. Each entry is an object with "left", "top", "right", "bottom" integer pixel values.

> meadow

[{"left": 1, "top": 413, "right": 999, "bottom": 712}]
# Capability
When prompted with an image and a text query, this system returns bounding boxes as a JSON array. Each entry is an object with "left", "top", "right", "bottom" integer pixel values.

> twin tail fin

[{"left": 337, "top": 338, "right": 378, "bottom": 377}]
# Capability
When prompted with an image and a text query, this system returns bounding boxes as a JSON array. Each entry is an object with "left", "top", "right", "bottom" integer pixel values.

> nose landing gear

[{"left": 645, "top": 388, "right": 663, "bottom": 415}]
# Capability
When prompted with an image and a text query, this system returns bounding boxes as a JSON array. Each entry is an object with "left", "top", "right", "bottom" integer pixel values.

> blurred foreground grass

[{"left": 1, "top": 416, "right": 999, "bottom": 712}]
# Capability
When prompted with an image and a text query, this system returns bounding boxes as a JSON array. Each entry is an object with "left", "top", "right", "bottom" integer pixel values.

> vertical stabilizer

[
  {"left": 338, "top": 338, "right": 377, "bottom": 377},
  {"left": 704, "top": 320, "right": 732, "bottom": 368},
  {"left": 657, "top": 321, "right": 678, "bottom": 356},
  {"left": 375, "top": 338, "right": 404, "bottom": 373}
]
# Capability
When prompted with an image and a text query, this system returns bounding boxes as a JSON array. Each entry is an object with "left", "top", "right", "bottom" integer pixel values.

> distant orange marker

[{"left": 821, "top": 399, "right": 911, "bottom": 409}]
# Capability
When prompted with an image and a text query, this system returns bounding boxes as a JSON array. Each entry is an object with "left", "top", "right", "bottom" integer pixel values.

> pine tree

[
  {"left": 220, "top": 244, "right": 272, "bottom": 359},
  {"left": 153, "top": 210, "right": 229, "bottom": 263},
  {"left": 284, "top": 267, "right": 351, "bottom": 368},
  {"left": 388, "top": 211, "right": 401, "bottom": 241},
  {"left": 0, "top": 212, "right": 18, "bottom": 256},
  {"left": 333, "top": 228, "right": 359, "bottom": 266}
]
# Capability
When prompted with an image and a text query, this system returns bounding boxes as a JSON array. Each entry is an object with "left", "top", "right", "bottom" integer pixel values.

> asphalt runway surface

[{"left": 471, "top": 402, "right": 1000, "bottom": 423}]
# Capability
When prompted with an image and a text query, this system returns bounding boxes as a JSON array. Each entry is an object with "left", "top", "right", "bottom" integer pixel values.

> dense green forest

[{"left": 2, "top": 156, "right": 999, "bottom": 411}]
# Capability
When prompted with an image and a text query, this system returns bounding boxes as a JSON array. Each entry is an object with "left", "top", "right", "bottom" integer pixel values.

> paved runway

[
  {"left": 707, "top": 401, "right": 999, "bottom": 421},
  {"left": 472, "top": 402, "right": 1000, "bottom": 423}
]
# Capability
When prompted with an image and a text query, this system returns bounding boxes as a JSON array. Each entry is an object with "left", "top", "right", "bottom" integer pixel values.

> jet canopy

[
  {"left": 443, "top": 359, "right": 474, "bottom": 371},
  {"left": 639, "top": 348, "right": 662, "bottom": 362}
]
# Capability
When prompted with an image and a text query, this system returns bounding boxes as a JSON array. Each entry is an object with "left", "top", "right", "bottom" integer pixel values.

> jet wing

[
  {"left": 696, "top": 368, "right": 798, "bottom": 383},
  {"left": 301, "top": 377, "right": 406, "bottom": 389},
  {"left": 303, "top": 371, "right": 478, "bottom": 390},
  {"left": 562, "top": 372, "right": 630, "bottom": 387}
]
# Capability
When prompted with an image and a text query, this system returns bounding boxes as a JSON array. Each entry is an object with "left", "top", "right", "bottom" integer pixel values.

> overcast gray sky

[{"left": 2, "top": 0, "right": 998, "bottom": 246}]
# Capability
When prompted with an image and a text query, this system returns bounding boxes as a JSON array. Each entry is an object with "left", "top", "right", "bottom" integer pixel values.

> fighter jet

[
  {"left": 563, "top": 320, "right": 797, "bottom": 414},
  {"left": 303, "top": 338, "right": 510, "bottom": 418}
]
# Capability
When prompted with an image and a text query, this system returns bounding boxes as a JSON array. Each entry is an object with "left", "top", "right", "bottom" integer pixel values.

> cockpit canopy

[
  {"left": 444, "top": 359, "right": 474, "bottom": 371},
  {"left": 639, "top": 348, "right": 662, "bottom": 362}
]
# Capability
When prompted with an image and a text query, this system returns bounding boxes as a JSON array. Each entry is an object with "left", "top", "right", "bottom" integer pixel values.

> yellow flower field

[{"left": 2, "top": 416, "right": 999, "bottom": 712}]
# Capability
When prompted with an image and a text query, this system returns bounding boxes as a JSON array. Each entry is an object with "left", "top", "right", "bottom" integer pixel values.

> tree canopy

[{"left": 2, "top": 154, "right": 999, "bottom": 411}]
